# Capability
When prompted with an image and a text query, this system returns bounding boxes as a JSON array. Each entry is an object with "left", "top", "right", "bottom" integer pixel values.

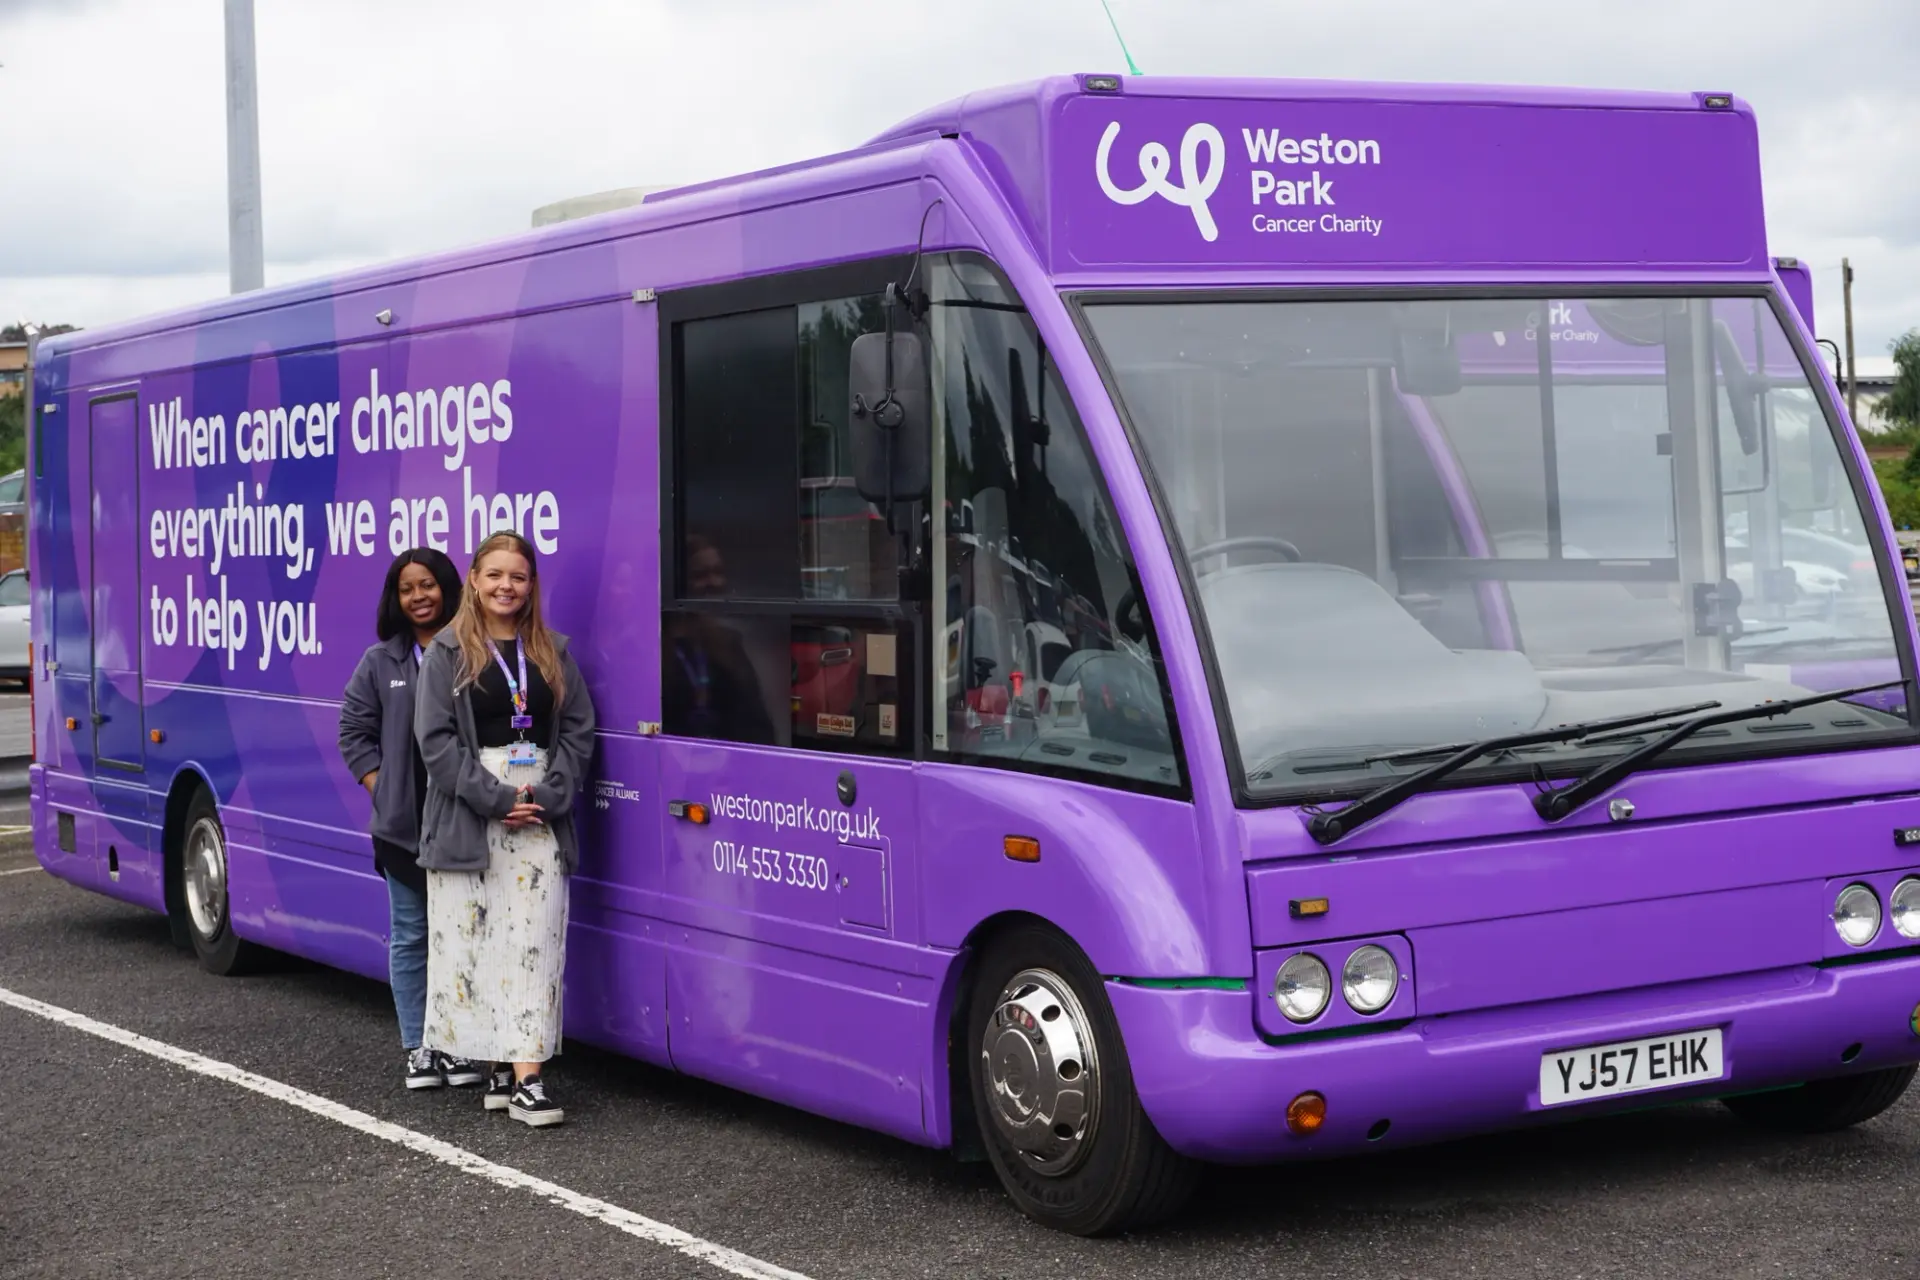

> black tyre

[
  {"left": 966, "top": 922, "right": 1197, "bottom": 1235},
  {"left": 1722, "top": 1065, "right": 1916, "bottom": 1132},
  {"left": 179, "top": 788, "right": 259, "bottom": 976}
]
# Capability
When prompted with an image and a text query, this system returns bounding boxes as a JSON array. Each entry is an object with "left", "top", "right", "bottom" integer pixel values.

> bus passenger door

[
  {"left": 656, "top": 271, "right": 930, "bottom": 1144},
  {"left": 655, "top": 695, "right": 922, "bottom": 1140},
  {"left": 89, "top": 394, "right": 145, "bottom": 773}
]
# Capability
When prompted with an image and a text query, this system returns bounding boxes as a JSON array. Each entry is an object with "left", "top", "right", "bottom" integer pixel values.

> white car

[
  {"left": 0, "top": 569, "right": 27, "bottom": 683},
  {"left": 1725, "top": 556, "right": 1849, "bottom": 605}
]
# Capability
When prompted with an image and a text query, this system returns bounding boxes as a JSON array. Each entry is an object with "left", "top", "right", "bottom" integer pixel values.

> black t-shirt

[{"left": 472, "top": 637, "right": 556, "bottom": 747}]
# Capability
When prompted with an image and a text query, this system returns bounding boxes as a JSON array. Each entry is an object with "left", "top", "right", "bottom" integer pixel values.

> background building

[
  {"left": 0, "top": 342, "right": 26, "bottom": 400},
  {"left": 1847, "top": 355, "right": 1900, "bottom": 432}
]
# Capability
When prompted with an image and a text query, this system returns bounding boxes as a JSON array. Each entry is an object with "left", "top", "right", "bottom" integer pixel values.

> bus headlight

[
  {"left": 1274, "top": 952, "right": 1331, "bottom": 1023},
  {"left": 1341, "top": 945, "right": 1398, "bottom": 1014},
  {"left": 1832, "top": 883, "right": 1881, "bottom": 948},
  {"left": 1890, "top": 878, "right": 1920, "bottom": 940}
]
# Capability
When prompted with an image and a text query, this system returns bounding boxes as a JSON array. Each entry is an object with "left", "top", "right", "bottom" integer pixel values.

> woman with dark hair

[
  {"left": 339, "top": 547, "right": 486, "bottom": 1092},
  {"left": 415, "top": 531, "right": 596, "bottom": 1127}
]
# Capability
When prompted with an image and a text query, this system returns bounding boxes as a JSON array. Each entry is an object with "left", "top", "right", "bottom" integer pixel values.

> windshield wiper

[
  {"left": 1303, "top": 701, "right": 1721, "bottom": 844},
  {"left": 1588, "top": 629, "right": 1787, "bottom": 665},
  {"left": 1533, "top": 679, "right": 1907, "bottom": 822},
  {"left": 1729, "top": 634, "right": 1886, "bottom": 661}
]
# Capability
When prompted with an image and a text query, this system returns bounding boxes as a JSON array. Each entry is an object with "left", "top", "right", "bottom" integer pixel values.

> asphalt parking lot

[
  {"left": 3, "top": 678, "right": 1920, "bottom": 1278},
  {"left": 3, "top": 883, "right": 1919, "bottom": 1272}
]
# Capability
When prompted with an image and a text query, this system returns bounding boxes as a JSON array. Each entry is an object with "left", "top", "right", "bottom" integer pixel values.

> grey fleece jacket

[
  {"left": 338, "top": 634, "right": 427, "bottom": 853},
  {"left": 412, "top": 626, "right": 597, "bottom": 874}
]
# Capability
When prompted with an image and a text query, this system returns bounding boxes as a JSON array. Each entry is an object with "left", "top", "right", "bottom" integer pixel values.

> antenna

[{"left": 1098, "top": 0, "right": 1143, "bottom": 76}]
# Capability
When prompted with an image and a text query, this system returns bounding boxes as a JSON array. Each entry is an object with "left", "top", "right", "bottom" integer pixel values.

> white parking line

[
  {"left": 0, "top": 825, "right": 35, "bottom": 836},
  {"left": 0, "top": 865, "right": 40, "bottom": 876},
  {"left": 0, "top": 984, "right": 813, "bottom": 1280}
]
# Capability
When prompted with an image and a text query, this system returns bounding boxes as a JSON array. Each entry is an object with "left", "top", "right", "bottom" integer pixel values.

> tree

[
  {"left": 0, "top": 395, "right": 22, "bottom": 475},
  {"left": 1882, "top": 329, "right": 1920, "bottom": 432},
  {"left": 1878, "top": 329, "right": 1920, "bottom": 482},
  {"left": 1873, "top": 457, "right": 1920, "bottom": 531},
  {"left": 0, "top": 322, "right": 77, "bottom": 476},
  {"left": 0, "top": 322, "right": 76, "bottom": 343}
]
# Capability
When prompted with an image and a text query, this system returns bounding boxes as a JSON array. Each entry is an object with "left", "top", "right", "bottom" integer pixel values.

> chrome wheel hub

[
  {"left": 184, "top": 816, "right": 227, "bottom": 941},
  {"left": 981, "top": 968, "right": 1100, "bottom": 1177}
]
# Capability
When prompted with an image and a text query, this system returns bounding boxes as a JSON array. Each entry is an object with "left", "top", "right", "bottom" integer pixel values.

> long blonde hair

[{"left": 452, "top": 532, "right": 565, "bottom": 704}]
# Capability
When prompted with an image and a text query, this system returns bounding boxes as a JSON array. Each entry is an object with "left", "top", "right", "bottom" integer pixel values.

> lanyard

[
  {"left": 411, "top": 643, "right": 424, "bottom": 668},
  {"left": 488, "top": 638, "right": 533, "bottom": 733}
]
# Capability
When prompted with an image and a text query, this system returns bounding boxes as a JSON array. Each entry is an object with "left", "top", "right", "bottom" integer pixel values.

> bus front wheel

[
  {"left": 965, "top": 923, "right": 1197, "bottom": 1235},
  {"left": 1722, "top": 1065, "right": 1916, "bottom": 1132},
  {"left": 179, "top": 789, "right": 258, "bottom": 977}
]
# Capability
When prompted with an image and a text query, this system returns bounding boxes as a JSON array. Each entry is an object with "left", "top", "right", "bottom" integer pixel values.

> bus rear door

[
  {"left": 88, "top": 392, "right": 147, "bottom": 774},
  {"left": 79, "top": 390, "right": 152, "bottom": 898}
]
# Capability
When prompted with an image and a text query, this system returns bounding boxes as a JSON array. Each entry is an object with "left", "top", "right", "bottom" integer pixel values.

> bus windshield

[{"left": 1083, "top": 294, "right": 1910, "bottom": 799}]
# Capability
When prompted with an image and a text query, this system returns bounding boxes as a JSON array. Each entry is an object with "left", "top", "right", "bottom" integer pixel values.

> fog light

[
  {"left": 1910, "top": 1003, "right": 1920, "bottom": 1039},
  {"left": 1890, "top": 878, "right": 1920, "bottom": 940},
  {"left": 1832, "top": 883, "right": 1881, "bottom": 947},
  {"left": 1342, "top": 945, "right": 1398, "bottom": 1014},
  {"left": 1286, "top": 1091, "right": 1326, "bottom": 1136},
  {"left": 1274, "top": 952, "right": 1331, "bottom": 1023}
]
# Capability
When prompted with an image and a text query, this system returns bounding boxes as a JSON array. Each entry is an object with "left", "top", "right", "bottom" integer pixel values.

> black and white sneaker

[
  {"left": 482, "top": 1063, "right": 515, "bottom": 1112},
  {"left": 404, "top": 1047, "right": 444, "bottom": 1090},
  {"left": 508, "top": 1074, "right": 565, "bottom": 1128},
  {"left": 439, "top": 1054, "right": 486, "bottom": 1088}
]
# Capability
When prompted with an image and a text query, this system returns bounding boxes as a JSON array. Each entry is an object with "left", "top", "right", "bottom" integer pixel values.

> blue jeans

[{"left": 387, "top": 874, "right": 428, "bottom": 1051}]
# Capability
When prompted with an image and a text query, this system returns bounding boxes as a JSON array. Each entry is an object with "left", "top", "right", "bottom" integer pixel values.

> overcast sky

[{"left": 1, "top": 0, "right": 1915, "bottom": 360}]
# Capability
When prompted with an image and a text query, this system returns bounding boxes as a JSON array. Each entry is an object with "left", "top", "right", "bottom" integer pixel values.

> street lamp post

[{"left": 224, "top": 0, "right": 264, "bottom": 293}]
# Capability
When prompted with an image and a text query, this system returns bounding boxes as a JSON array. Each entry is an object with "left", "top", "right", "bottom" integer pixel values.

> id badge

[
  {"left": 511, "top": 714, "right": 533, "bottom": 731},
  {"left": 506, "top": 742, "right": 537, "bottom": 767}
]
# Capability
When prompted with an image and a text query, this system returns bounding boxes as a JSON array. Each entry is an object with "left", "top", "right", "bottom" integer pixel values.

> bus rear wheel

[
  {"left": 1722, "top": 1065, "right": 1916, "bottom": 1132},
  {"left": 965, "top": 923, "right": 1196, "bottom": 1235},
  {"left": 179, "top": 789, "right": 258, "bottom": 977}
]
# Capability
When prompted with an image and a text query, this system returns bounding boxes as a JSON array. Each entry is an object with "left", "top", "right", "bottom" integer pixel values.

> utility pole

[
  {"left": 1842, "top": 257, "right": 1858, "bottom": 425},
  {"left": 224, "top": 0, "right": 264, "bottom": 293}
]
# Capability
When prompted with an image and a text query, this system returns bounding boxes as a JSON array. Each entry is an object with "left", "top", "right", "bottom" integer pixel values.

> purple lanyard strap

[{"left": 488, "top": 639, "right": 534, "bottom": 734}]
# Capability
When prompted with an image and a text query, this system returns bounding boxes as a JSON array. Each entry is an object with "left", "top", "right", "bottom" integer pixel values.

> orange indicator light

[
  {"left": 1286, "top": 1091, "right": 1327, "bottom": 1136},
  {"left": 1289, "top": 897, "right": 1330, "bottom": 919},
  {"left": 1004, "top": 835, "right": 1041, "bottom": 863},
  {"left": 149, "top": 729, "right": 165, "bottom": 744}
]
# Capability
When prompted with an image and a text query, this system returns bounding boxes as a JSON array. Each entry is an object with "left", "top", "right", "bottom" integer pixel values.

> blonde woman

[{"left": 414, "top": 532, "right": 596, "bottom": 1127}]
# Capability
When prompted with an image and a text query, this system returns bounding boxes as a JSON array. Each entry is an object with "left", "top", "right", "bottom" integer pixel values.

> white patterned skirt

[{"left": 423, "top": 746, "right": 567, "bottom": 1065}]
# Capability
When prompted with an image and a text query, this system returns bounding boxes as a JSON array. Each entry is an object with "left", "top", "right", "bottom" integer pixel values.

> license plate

[{"left": 1539, "top": 1027, "right": 1723, "bottom": 1106}]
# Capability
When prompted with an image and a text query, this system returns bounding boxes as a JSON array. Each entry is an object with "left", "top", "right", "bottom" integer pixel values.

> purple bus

[
  {"left": 27, "top": 75, "right": 1920, "bottom": 1235},
  {"left": 1774, "top": 255, "right": 1816, "bottom": 334}
]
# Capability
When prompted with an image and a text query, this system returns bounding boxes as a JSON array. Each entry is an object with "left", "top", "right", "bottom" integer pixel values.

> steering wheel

[{"left": 1188, "top": 536, "right": 1303, "bottom": 573}]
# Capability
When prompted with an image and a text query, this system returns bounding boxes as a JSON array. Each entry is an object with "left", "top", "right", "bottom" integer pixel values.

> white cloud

[{"left": 1, "top": 0, "right": 1916, "bottom": 352}]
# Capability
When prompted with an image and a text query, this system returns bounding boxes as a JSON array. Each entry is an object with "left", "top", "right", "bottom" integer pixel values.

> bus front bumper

[{"left": 1108, "top": 954, "right": 1920, "bottom": 1163}]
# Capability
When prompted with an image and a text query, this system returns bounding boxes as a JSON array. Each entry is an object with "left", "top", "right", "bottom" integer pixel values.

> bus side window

[
  {"left": 665, "top": 265, "right": 915, "bottom": 755},
  {"left": 928, "top": 254, "right": 1182, "bottom": 793}
]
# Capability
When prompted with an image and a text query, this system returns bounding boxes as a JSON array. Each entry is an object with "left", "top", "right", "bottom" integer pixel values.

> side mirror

[
  {"left": 849, "top": 331, "right": 930, "bottom": 503},
  {"left": 1809, "top": 434, "right": 1836, "bottom": 508},
  {"left": 1008, "top": 347, "right": 1052, "bottom": 454},
  {"left": 1391, "top": 315, "right": 1461, "bottom": 396}
]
